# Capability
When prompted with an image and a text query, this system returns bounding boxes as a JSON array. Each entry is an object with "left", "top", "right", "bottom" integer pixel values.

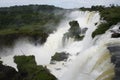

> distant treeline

[
  {"left": 0, "top": 5, "right": 63, "bottom": 29},
  {"left": 0, "top": 5, "right": 66, "bottom": 47}
]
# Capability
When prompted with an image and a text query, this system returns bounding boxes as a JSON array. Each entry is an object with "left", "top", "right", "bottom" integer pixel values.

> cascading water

[
  {"left": 58, "top": 11, "right": 117, "bottom": 80},
  {"left": 48, "top": 12, "right": 104, "bottom": 80},
  {"left": 48, "top": 11, "right": 116, "bottom": 80},
  {"left": 0, "top": 10, "right": 117, "bottom": 80},
  {"left": 0, "top": 10, "right": 91, "bottom": 68}
]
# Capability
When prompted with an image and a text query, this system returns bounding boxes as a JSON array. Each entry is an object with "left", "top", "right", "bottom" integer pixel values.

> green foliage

[
  {"left": 51, "top": 52, "right": 69, "bottom": 61},
  {"left": 80, "top": 5, "right": 105, "bottom": 11},
  {"left": 80, "top": 6, "right": 120, "bottom": 38},
  {"left": 76, "top": 35, "right": 85, "bottom": 40},
  {"left": 0, "top": 60, "right": 2, "bottom": 64},
  {"left": 0, "top": 5, "right": 63, "bottom": 29},
  {"left": 14, "top": 55, "right": 57, "bottom": 80},
  {"left": 93, "top": 6, "right": 120, "bottom": 37},
  {"left": 0, "top": 5, "right": 65, "bottom": 47},
  {"left": 92, "top": 23, "right": 110, "bottom": 37},
  {"left": 0, "top": 55, "right": 57, "bottom": 80},
  {"left": 100, "top": 6, "right": 120, "bottom": 25}
]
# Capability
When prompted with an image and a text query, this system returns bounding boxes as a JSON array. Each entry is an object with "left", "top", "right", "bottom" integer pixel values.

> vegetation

[
  {"left": 0, "top": 5, "right": 65, "bottom": 47},
  {"left": 0, "top": 55, "right": 57, "bottom": 80},
  {"left": 51, "top": 52, "right": 69, "bottom": 61},
  {"left": 0, "top": 5, "right": 63, "bottom": 29},
  {"left": 14, "top": 55, "right": 56, "bottom": 80},
  {"left": 80, "top": 5, "right": 120, "bottom": 38},
  {"left": 92, "top": 23, "right": 110, "bottom": 37}
]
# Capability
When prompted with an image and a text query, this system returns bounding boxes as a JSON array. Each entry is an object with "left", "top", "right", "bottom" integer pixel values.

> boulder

[
  {"left": 63, "top": 20, "right": 84, "bottom": 43},
  {"left": 81, "top": 27, "right": 88, "bottom": 34},
  {"left": 0, "top": 61, "right": 17, "bottom": 80},
  {"left": 107, "top": 45, "right": 120, "bottom": 80},
  {"left": 69, "top": 21, "right": 81, "bottom": 36},
  {"left": 110, "top": 27, "right": 120, "bottom": 38},
  {"left": 111, "top": 33, "right": 120, "bottom": 38},
  {"left": 51, "top": 52, "right": 69, "bottom": 62}
]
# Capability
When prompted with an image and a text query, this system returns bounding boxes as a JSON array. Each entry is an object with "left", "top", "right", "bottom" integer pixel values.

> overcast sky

[{"left": 0, "top": 0, "right": 120, "bottom": 8}]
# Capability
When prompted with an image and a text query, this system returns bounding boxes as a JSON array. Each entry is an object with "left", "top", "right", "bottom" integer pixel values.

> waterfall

[
  {"left": 0, "top": 11, "right": 93, "bottom": 68},
  {"left": 47, "top": 11, "right": 106, "bottom": 79},
  {"left": 59, "top": 14, "right": 118, "bottom": 80},
  {"left": 0, "top": 10, "right": 116, "bottom": 80},
  {"left": 60, "top": 46, "right": 114, "bottom": 80},
  {"left": 48, "top": 11, "right": 115, "bottom": 80}
]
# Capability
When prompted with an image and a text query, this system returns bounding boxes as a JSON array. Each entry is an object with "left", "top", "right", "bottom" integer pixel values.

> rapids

[{"left": 0, "top": 10, "right": 117, "bottom": 80}]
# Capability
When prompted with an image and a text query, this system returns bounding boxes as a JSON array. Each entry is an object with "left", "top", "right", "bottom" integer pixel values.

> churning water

[{"left": 0, "top": 10, "right": 117, "bottom": 80}]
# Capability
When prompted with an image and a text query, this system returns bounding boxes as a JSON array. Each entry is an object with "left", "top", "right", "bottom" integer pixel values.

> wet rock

[
  {"left": 95, "top": 23, "right": 98, "bottom": 25},
  {"left": 108, "top": 46, "right": 120, "bottom": 55},
  {"left": 69, "top": 21, "right": 81, "bottom": 36},
  {"left": 111, "top": 55, "right": 117, "bottom": 64},
  {"left": 110, "top": 26, "right": 120, "bottom": 38},
  {"left": 55, "top": 68, "right": 61, "bottom": 70},
  {"left": 0, "top": 61, "right": 17, "bottom": 80},
  {"left": 51, "top": 52, "right": 69, "bottom": 62},
  {"left": 111, "top": 33, "right": 120, "bottom": 38},
  {"left": 107, "top": 45, "right": 120, "bottom": 80},
  {"left": 63, "top": 20, "right": 84, "bottom": 43},
  {"left": 81, "top": 27, "right": 88, "bottom": 34},
  {"left": 50, "top": 61, "right": 56, "bottom": 64}
]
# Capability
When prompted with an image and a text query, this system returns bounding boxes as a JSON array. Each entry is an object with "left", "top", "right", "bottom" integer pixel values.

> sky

[{"left": 0, "top": 0, "right": 120, "bottom": 8}]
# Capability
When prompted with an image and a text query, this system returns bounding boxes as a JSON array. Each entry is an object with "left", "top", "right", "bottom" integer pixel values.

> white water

[
  {"left": 0, "top": 11, "right": 91, "bottom": 68},
  {"left": 47, "top": 11, "right": 103, "bottom": 79},
  {"left": 48, "top": 11, "right": 116, "bottom": 80},
  {"left": 59, "top": 18, "right": 120, "bottom": 80},
  {"left": 0, "top": 10, "right": 117, "bottom": 80}
]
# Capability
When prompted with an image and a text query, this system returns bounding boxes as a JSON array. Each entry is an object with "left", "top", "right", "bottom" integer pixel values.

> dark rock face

[
  {"left": 108, "top": 45, "right": 120, "bottom": 80},
  {"left": 81, "top": 28, "right": 88, "bottom": 34},
  {"left": 62, "top": 21, "right": 84, "bottom": 45},
  {"left": 0, "top": 61, "right": 17, "bottom": 80},
  {"left": 108, "top": 46, "right": 120, "bottom": 55},
  {"left": 110, "top": 26, "right": 120, "bottom": 38},
  {"left": 51, "top": 52, "right": 69, "bottom": 62},
  {"left": 69, "top": 21, "right": 81, "bottom": 36},
  {"left": 111, "top": 33, "right": 120, "bottom": 38}
]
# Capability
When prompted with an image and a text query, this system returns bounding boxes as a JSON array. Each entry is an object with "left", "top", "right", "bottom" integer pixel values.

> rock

[
  {"left": 111, "top": 33, "right": 120, "bottom": 38},
  {"left": 69, "top": 21, "right": 81, "bottom": 35},
  {"left": 108, "top": 46, "right": 120, "bottom": 55},
  {"left": 95, "top": 23, "right": 98, "bottom": 25},
  {"left": 63, "top": 20, "right": 84, "bottom": 43},
  {"left": 55, "top": 68, "right": 61, "bottom": 70},
  {"left": 110, "top": 26, "right": 120, "bottom": 38},
  {"left": 111, "top": 55, "right": 117, "bottom": 64},
  {"left": 51, "top": 52, "right": 69, "bottom": 62},
  {"left": 0, "top": 61, "right": 17, "bottom": 80},
  {"left": 107, "top": 45, "right": 120, "bottom": 80},
  {"left": 50, "top": 61, "right": 56, "bottom": 64},
  {"left": 81, "top": 28, "right": 88, "bottom": 34}
]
